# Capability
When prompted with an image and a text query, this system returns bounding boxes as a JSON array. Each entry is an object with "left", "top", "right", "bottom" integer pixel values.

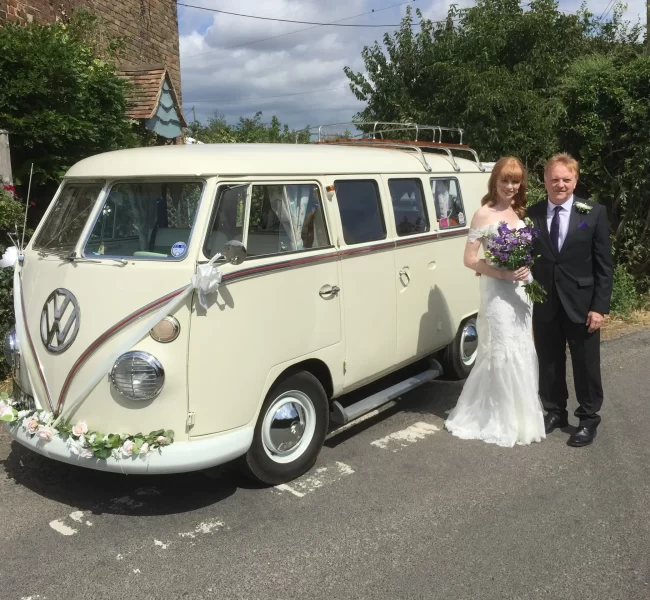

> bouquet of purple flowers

[{"left": 484, "top": 218, "right": 547, "bottom": 304}]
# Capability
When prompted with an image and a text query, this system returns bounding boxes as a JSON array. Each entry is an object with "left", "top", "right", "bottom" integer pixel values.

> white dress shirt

[{"left": 546, "top": 195, "right": 574, "bottom": 251}]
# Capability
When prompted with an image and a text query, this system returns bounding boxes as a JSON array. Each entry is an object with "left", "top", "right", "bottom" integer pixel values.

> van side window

[
  {"left": 430, "top": 178, "right": 466, "bottom": 229},
  {"left": 204, "top": 184, "right": 247, "bottom": 259},
  {"left": 388, "top": 178, "right": 429, "bottom": 236},
  {"left": 204, "top": 183, "right": 330, "bottom": 259},
  {"left": 247, "top": 184, "right": 329, "bottom": 257},
  {"left": 334, "top": 180, "right": 386, "bottom": 245}
]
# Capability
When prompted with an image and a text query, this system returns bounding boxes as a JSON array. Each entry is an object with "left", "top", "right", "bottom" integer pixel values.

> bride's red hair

[{"left": 481, "top": 157, "right": 528, "bottom": 218}]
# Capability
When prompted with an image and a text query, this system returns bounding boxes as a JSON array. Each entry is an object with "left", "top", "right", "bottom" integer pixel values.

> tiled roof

[{"left": 118, "top": 65, "right": 186, "bottom": 127}]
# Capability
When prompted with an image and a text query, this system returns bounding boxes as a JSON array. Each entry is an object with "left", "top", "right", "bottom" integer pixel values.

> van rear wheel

[
  {"left": 242, "top": 371, "right": 329, "bottom": 485},
  {"left": 441, "top": 316, "right": 478, "bottom": 380}
]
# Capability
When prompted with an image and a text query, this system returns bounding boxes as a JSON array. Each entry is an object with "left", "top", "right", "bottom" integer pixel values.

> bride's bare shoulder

[{"left": 470, "top": 205, "right": 496, "bottom": 228}]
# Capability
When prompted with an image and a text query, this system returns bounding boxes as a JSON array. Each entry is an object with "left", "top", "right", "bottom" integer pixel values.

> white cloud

[{"left": 178, "top": 0, "right": 647, "bottom": 131}]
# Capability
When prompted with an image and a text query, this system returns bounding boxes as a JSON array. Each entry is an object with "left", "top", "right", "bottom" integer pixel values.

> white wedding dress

[{"left": 444, "top": 220, "right": 546, "bottom": 447}]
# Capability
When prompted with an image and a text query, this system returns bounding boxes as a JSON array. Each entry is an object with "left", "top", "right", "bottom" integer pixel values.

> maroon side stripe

[
  {"left": 19, "top": 276, "right": 55, "bottom": 413},
  {"left": 223, "top": 251, "right": 339, "bottom": 283},
  {"left": 55, "top": 286, "right": 189, "bottom": 416}
]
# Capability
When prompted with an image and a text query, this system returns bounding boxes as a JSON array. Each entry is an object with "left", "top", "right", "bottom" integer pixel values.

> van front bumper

[{"left": 4, "top": 424, "right": 254, "bottom": 475}]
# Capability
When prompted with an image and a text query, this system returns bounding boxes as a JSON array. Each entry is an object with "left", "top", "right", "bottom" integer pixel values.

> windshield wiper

[{"left": 62, "top": 251, "right": 128, "bottom": 266}]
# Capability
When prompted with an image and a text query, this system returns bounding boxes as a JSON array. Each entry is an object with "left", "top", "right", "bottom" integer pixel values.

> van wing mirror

[{"left": 223, "top": 240, "right": 247, "bottom": 265}]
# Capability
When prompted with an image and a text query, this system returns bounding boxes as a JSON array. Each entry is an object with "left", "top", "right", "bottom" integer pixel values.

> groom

[{"left": 528, "top": 153, "right": 613, "bottom": 447}]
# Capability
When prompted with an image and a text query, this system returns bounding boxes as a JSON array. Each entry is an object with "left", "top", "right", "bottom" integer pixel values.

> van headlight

[
  {"left": 3, "top": 328, "right": 18, "bottom": 371},
  {"left": 110, "top": 351, "right": 164, "bottom": 401}
]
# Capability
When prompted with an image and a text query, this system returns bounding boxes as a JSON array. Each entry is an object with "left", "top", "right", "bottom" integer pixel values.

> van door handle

[
  {"left": 399, "top": 269, "right": 411, "bottom": 286},
  {"left": 319, "top": 285, "right": 340, "bottom": 299}
]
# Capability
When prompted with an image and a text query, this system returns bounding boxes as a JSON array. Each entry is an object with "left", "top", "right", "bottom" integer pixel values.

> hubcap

[
  {"left": 460, "top": 319, "right": 478, "bottom": 366},
  {"left": 261, "top": 391, "right": 316, "bottom": 464}
]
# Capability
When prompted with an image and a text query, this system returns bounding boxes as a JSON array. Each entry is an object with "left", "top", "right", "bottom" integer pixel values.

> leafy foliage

[
  {"left": 0, "top": 11, "right": 139, "bottom": 193},
  {"left": 345, "top": 0, "right": 647, "bottom": 312},
  {"left": 188, "top": 111, "right": 310, "bottom": 144}
]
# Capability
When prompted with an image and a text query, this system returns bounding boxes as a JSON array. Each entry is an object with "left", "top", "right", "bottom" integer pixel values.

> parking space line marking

[
  {"left": 49, "top": 520, "right": 77, "bottom": 536},
  {"left": 275, "top": 484, "right": 305, "bottom": 498},
  {"left": 370, "top": 421, "right": 440, "bottom": 451},
  {"left": 275, "top": 462, "right": 355, "bottom": 498}
]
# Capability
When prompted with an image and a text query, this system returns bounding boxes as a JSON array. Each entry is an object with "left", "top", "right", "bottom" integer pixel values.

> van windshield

[
  {"left": 32, "top": 183, "right": 104, "bottom": 254},
  {"left": 83, "top": 181, "right": 203, "bottom": 260}
]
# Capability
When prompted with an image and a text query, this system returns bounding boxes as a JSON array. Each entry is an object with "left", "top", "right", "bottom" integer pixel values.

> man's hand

[{"left": 586, "top": 311, "right": 604, "bottom": 333}]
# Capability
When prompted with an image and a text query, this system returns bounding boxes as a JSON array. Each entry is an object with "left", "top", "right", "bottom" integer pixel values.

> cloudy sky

[{"left": 178, "top": 0, "right": 646, "bottom": 133}]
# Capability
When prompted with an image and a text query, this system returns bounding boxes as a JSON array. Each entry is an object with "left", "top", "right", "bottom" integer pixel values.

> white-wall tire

[{"left": 242, "top": 371, "right": 329, "bottom": 485}]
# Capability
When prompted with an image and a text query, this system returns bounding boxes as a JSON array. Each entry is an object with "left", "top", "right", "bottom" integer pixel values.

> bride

[{"left": 444, "top": 156, "right": 546, "bottom": 447}]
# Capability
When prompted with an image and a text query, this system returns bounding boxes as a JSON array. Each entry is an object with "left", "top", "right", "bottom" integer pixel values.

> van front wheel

[
  {"left": 242, "top": 371, "right": 329, "bottom": 485},
  {"left": 441, "top": 316, "right": 478, "bottom": 380}
]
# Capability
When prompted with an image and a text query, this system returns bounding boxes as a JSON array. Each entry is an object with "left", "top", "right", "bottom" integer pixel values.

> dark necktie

[{"left": 550, "top": 205, "right": 562, "bottom": 253}]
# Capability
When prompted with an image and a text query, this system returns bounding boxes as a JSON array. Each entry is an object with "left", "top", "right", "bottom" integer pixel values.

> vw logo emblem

[{"left": 40, "top": 288, "right": 80, "bottom": 354}]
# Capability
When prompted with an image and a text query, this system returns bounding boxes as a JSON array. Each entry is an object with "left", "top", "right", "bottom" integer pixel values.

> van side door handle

[{"left": 319, "top": 285, "right": 340, "bottom": 299}]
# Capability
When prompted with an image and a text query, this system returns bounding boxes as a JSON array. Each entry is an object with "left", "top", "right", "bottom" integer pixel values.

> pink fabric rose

[
  {"left": 78, "top": 447, "right": 95, "bottom": 459},
  {"left": 25, "top": 416, "right": 39, "bottom": 434},
  {"left": 72, "top": 420, "right": 89, "bottom": 436},
  {"left": 140, "top": 442, "right": 150, "bottom": 455},
  {"left": 36, "top": 425, "right": 55, "bottom": 441},
  {"left": 121, "top": 440, "right": 135, "bottom": 456},
  {"left": 156, "top": 435, "right": 168, "bottom": 446}
]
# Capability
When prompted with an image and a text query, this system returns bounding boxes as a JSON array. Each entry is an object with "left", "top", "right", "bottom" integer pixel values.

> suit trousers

[{"left": 533, "top": 297, "right": 603, "bottom": 427}]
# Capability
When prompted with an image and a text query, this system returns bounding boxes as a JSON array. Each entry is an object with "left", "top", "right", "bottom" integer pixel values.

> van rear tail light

[{"left": 110, "top": 352, "right": 164, "bottom": 401}]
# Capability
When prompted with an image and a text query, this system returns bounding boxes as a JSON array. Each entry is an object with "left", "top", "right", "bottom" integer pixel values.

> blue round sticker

[{"left": 171, "top": 241, "right": 187, "bottom": 257}]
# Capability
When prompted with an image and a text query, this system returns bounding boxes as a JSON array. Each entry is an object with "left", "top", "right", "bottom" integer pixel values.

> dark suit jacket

[{"left": 528, "top": 197, "right": 613, "bottom": 323}]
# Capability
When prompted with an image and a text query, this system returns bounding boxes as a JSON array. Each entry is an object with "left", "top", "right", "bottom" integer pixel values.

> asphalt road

[{"left": 1, "top": 330, "right": 649, "bottom": 600}]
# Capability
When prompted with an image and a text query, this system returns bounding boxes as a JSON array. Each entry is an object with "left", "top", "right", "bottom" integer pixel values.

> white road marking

[
  {"left": 274, "top": 462, "right": 355, "bottom": 498},
  {"left": 48, "top": 520, "right": 77, "bottom": 536},
  {"left": 154, "top": 539, "right": 170, "bottom": 550},
  {"left": 178, "top": 519, "right": 225, "bottom": 539},
  {"left": 132, "top": 569, "right": 141, "bottom": 574},
  {"left": 275, "top": 484, "right": 305, "bottom": 498},
  {"left": 69, "top": 511, "right": 93, "bottom": 526},
  {"left": 371, "top": 421, "right": 440, "bottom": 452}
]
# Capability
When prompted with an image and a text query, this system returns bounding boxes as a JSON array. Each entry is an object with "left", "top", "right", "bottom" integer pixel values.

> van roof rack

[{"left": 299, "top": 121, "right": 485, "bottom": 173}]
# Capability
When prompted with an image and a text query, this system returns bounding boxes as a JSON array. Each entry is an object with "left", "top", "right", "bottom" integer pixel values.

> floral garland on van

[{"left": 0, "top": 395, "right": 174, "bottom": 460}]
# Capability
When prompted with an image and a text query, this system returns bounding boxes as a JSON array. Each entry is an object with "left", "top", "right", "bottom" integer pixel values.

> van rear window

[{"left": 83, "top": 181, "right": 203, "bottom": 260}]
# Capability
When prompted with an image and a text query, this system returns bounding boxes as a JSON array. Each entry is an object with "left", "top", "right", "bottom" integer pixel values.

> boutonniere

[{"left": 574, "top": 201, "right": 592, "bottom": 214}]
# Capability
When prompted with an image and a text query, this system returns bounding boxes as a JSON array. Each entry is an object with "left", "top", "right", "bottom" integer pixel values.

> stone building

[{"left": 0, "top": 0, "right": 185, "bottom": 140}]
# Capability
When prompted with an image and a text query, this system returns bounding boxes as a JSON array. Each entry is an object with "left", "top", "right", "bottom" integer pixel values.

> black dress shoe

[
  {"left": 544, "top": 412, "right": 569, "bottom": 434},
  {"left": 568, "top": 426, "right": 597, "bottom": 447}
]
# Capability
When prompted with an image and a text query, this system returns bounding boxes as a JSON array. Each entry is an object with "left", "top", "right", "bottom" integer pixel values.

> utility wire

[
  {"left": 184, "top": 85, "right": 349, "bottom": 105},
  {"left": 178, "top": 2, "right": 419, "bottom": 27},
  {"left": 182, "top": 1, "right": 462, "bottom": 59}
]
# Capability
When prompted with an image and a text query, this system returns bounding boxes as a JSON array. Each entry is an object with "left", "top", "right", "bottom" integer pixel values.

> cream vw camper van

[{"left": 1, "top": 123, "right": 490, "bottom": 484}]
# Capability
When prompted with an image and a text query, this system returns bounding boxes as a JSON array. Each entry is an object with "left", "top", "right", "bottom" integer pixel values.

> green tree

[
  {"left": 558, "top": 53, "right": 650, "bottom": 283},
  {"left": 344, "top": 0, "right": 641, "bottom": 169},
  {"left": 0, "top": 11, "right": 139, "bottom": 197},
  {"left": 189, "top": 111, "right": 310, "bottom": 144}
]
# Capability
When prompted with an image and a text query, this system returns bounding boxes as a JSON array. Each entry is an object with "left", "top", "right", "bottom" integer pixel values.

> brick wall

[{"left": 0, "top": 0, "right": 181, "bottom": 99}]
